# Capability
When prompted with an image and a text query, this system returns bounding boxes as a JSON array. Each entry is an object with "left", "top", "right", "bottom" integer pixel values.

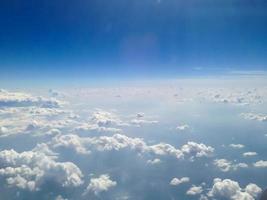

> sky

[
  {"left": 0, "top": 2, "right": 267, "bottom": 199},
  {"left": 0, "top": 0, "right": 267, "bottom": 82}
]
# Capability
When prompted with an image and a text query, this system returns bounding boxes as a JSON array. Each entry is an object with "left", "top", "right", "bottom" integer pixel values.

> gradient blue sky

[{"left": 0, "top": 0, "right": 267, "bottom": 81}]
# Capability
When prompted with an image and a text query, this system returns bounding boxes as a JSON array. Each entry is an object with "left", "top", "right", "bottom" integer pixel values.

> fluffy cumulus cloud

[
  {"left": 213, "top": 159, "right": 248, "bottom": 172},
  {"left": 0, "top": 126, "right": 8, "bottom": 135},
  {"left": 147, "top": 158, "right": 161, "bottom": 165},
  {"left": 84, "top": 174, "right": 116, "bottom": 195},
  {"left": 253, "top": 160, "right": 267, "bottom": 168},
  {"left": 208, "top": 178, "right": 262, "bottom": 200},
  {"left": 241, "top": 113, "right": 267, "bottom": 122},
  {"left": 202, "top": 87, "right": 265, "bottom": 105},
  {"left": 180, "top": 142, "right": 214, "bottom": 159},
  {"left": 0, "top": 106, "right": 78, "bottom": 137},
  {"left": 74, "top": 110, "right": 130, "bottom": 134},
  {"left": 229, "top": 144, "right": 245, "bottom": 149},
  {"left": 0, "top": 87, "right": 266, "bottom": 199},
  {"left": 55, "top": 195, "right": 68, "bottom": 200},
  {"left": 75, "top": 123, "right": 122, "bottom": 134},
  {"left": 170, "top": 177, "right": 190, "bottom": 186},
  {"left": 176, "top": 124, "right": 190, "bottom": 132},
  {"left": 243, "top": 152, "right": 257, "bottom": 157},
  {"left": 0, "top": 148, "right": 83, "bottom": 191},
  {"left": 130, "top": 118, "right": 158, "bottom": 126},
  {"left": 90, "top": 110, "right": 126, "bottom": 127},
  {"left": 0, "top": 89, "right": 63, "bottom": 108},
  {"left": 129, "top": 112, "right": 158, "bottom": 126},
  {"left": 51, "top": 134, "right": 91, "bottom": 154},
  {"left": 186, "top": 185, "right": 203, "bottom": 195},
  {"left": 50, "top": 133, "right": 214, "bottom": 161}
]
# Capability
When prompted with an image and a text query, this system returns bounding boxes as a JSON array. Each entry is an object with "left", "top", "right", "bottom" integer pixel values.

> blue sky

[{"left": 0, "top": 0, "right": 267, "bottom": 81}]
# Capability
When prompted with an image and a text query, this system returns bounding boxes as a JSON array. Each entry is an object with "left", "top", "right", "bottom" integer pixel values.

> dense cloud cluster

[
  {"left": 241, "top": 113, "right": 267, "bottom": 122},
  {"left": 186, "top": 185, "right": 203, "bottom": 196},
  {"left": 213, "top": 159, "right": 248, "bottom": 172},
  {"left": 0, "top": 89, "right": 63, "bottom": 108},
  {"left": 170, "top": 177, "right": 190, "bottom": 186},
  {"left": 84, "top": 174, "right": 116, "bottom": 195},
  {"left": 208, "top": 178, "right": 262, "bottom": 200},
  {"left": 0, "top": 87, "right": 266, "bottom": 199},
  {"left": 50, "top": 133, "right": 214, "bottom": 161},
  {"left": 0, "top": 148, "right": 83, "bottom": 191}
]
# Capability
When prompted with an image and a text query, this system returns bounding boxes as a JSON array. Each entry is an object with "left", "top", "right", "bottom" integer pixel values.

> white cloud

[
  {"left": 176, "top": 124, "right": 190, "bottom": 131},
  {"left": 90, "top": 110, "right": 126, "bottom": 127},
  {"left": 55, "top": 195, "right": 68, "bottom": 200},
  {"left": 89, "top": 134, "right": 147, "bottom": 152},
  {"left": 0, "top": 148, "right": 83, "bottom": 191},
  {"left": 51, "top": 134, "right": 90, "bottom": 154},
  {"left": 170, "top": 177, "right": 190, "bottom": 186},
  {"left": 0, "top": 126, "right": 8, "bottom": 135},
  {"left": 149, "top": 143, "right": 184, "bottom": 159},
  {"left": 241, "top": 113, "right": 267, "bottom": 122},
  {"left": 243, "top": 152, "right": 257, "bottom": 157},
  {"left": 253, "top": 160, "right": 267, "bottom": 168},
  {"left": 147, "top": 141, "right": 213, "bottom": 160},
  {"left": 245, "top": 183, "right": 263, "bottom": 198},
  {"left": 208, "top": 178, "right": 262, "bottom": 200},
  {"left": 0, "top": 89, "right": 63, "bottom": 108},
  {"left": 50, "top": 134, "right": 214, "bottom": 162},
  {"left": 130, "top": 119, "right": 158, "bottom": 126},
  {"left": 229, "top": 144, "right": 245, "bottom": 149},
  {"left": 214, "top": 159, "right": 248, "bottom": 172},
  {"left": 0, "top": 106, "right": 78, "bottom": 137},
  {"left": 199, "top": 194, "right": 209, "bottom": 200},
  {"left": 181, "top": 142, "right": 214, "bottom": 158},
  {"left": 136, "top": 113, "right": 144, "bottom": 118},
  {"left": 84, "top": 174, "right": 116, "bottom": 195},
  {"left": 186, "top": 185, "right": 203, "bottom": 195},
  {"left": 203, "top": 87, "right": 265, "bottom": 105},
  {"left": 75, "top": 123, "right": 122, "bottom": 134},
  {"left": 147, "top": 158, "right": 161, "bottom": 165}
]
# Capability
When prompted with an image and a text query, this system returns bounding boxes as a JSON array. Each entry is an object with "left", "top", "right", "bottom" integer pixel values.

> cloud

[
  {"left": 55, "top": 195, "right": 68, "bottom": 200},
  {"left": 0, "top": 89, "right": 63, "bottom": 108},
  {"left": 88, "top": 134, "right": 147, "bottom": 152},
  {"left": 0, "top": 147, "right": 83, "bottom": 191},
  {"left": 208, "top": 178, "right": 262, "bottom": 200},
  {"left": 0, "top": 105, "right": 78, "bottom": 137},
  {"left": 51, "top": 134, "right": 90, "bottom": 154},
  {"left": 241, "top": 113, "right": 267, "bottom": 122},
  {"left": 130, "top": 119, "right": 158, "bottom": 126},
  {"left": 0, "top": 126, "right": 8, "bottom": 135},
  {"left": 243, "top": 152, "right": 257, "bottom": 157},
  {"left": 180, "top": 142, "right": 214, "bottom": 158},
  {"left": 74, "top": 123, "right": 122, "bottom": 134},
  {"left": 229, "top": 144, "right": 245, "bottom": 149},
  {"left": 149, "top": 143, "right": 184, "bottom": 159},
  {"left": 170, "top": 177, "right": 190, "bottom": 186},
  {"left": 186, "top": 185, "right": 203, "bottom": 195},
  {"left": 214, "top": 159, "right": 248, "bottom": 172},
  {"left": 147, "top": 158, "right": 161, "bottom": 165},
  {"left": 90, "top": 110, "right": 126, "bottom": 127},
  {"left": 203, "top": 88, "right": 265, "bottom": 105},
  {"left": 84, "top": 174, "right": 116, "bottom": 195},
  {"left": 129, "top": 112, "right": 158, "bottom": 126},
  {"left": 253, "top": 160, "right": 267, "bottom": 168},
  {"left": 74, "top": 110, "right": 130, "bottom": 134},
  {"left": 176, "top": 124, "right": 190, "bottom": 132},
  {"left": 136, "top": 113, "right": 144, "bottom": 118},
  {"left": 50, "top": 134, "right": 214, "bottom": 161},
  {"left": 245, "top": 183, "right": 263, "bottom": 198}
]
